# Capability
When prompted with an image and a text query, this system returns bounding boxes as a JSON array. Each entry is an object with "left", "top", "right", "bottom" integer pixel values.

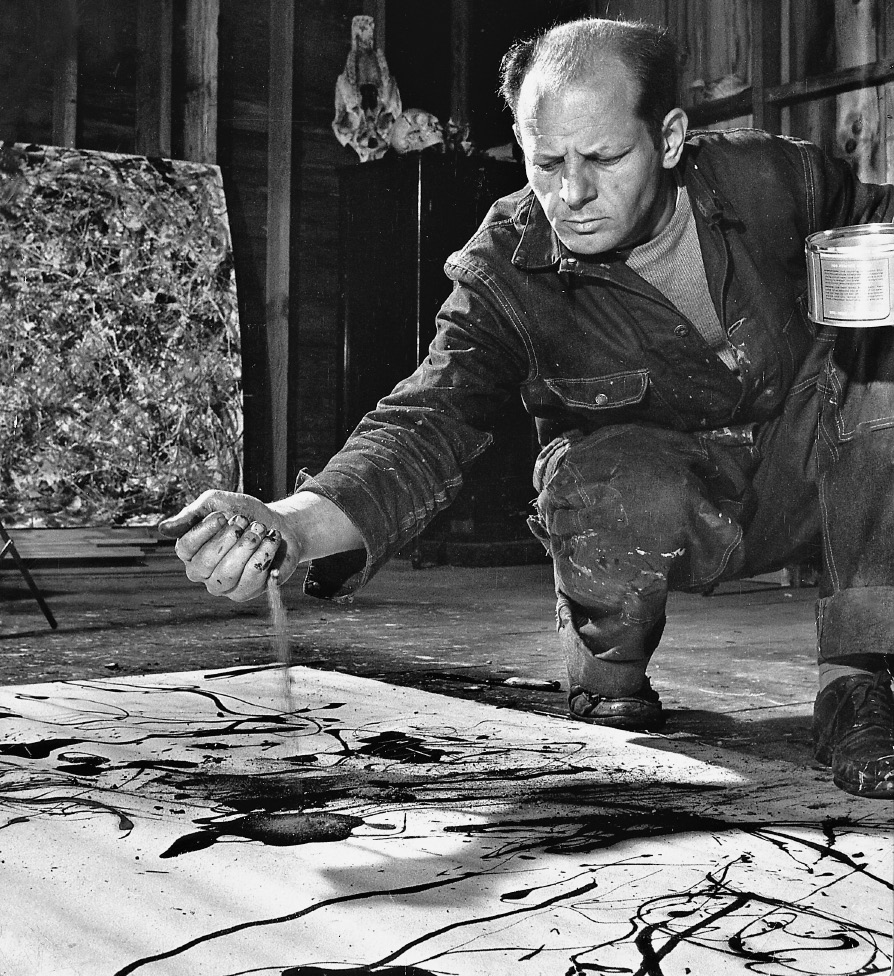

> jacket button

[
  {"left": 674, "top": 324, "right": 690, "bottom": 337},
  {"left": 593, "top": 393, "right": 609, "bottom": 406}
]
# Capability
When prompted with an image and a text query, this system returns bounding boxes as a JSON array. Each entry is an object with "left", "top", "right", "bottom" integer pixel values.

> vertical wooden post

[
  {"left": 136, "top": 0, "right": 173, "bottom": 157},
  {"left": 266, "top": 0, "right": 294, "bottom": 499},
  {"left": 751, "top": 0, "right": 782, "bottom": 132},
  {"left": 788, "top": 0, "right": 836, "bottom": 150},
  {"left": 834, "top": 0, "right": 882, "bottom": 182},
  {"left": 183, "top": 0, "right": 219, "bottom": 164},
  {"left": 363, "top": 0, "right": 388, "bottom": 50},
  {"left": 883, "top": 0, "right": 894, "bottom": 182},
  {"left": 450, "top": 0, "right": 470, "bottom": 127},
  {"left": 51, "top": 0, "right": 78, "bottom": 147}
]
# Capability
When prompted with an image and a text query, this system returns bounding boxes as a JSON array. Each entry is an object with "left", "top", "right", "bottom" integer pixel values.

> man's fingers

[
  {"left": 205, "top": 522, "right": 275, "bottom": 597},
  {"left": 158, "top": 490, "right": 247, "bottom": 539},
  {"left": 181, "top": 515, "right": 250, "bottom": 581},
  {"left": 214, "top": 529, "right": 282, "bottom": 603},
  {"left": 174, "top": 512, "right": 228, "bottom": 562}
]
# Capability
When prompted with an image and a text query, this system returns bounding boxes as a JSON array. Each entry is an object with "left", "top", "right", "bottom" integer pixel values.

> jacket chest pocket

[{"left": 543, "top": 369, "right": 649, "bottom": 410}]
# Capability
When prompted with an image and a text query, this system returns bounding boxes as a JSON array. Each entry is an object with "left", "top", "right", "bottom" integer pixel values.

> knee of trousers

[{"left": 534, "top": 429, "right": 745, "bottom": 594}]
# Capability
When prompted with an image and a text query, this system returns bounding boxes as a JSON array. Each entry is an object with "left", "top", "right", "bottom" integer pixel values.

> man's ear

[
  {"left": 512, "top": 122, "right": 523, "bottom": 149},
  {"left": 661, "top": 108, "right": 688, "bottom": 169}
]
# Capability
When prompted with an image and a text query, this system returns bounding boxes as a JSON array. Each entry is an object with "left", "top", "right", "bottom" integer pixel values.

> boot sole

[
  {"left": 832, "top": 772, "right": 894, "bottom": 799},
  {"left": 568, "top": 707, "right": 665, "bottom": 732}
]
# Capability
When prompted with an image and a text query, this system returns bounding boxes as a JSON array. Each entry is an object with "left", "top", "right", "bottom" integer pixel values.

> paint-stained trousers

[{"left": 529, "top": 328, "right": 894, "bottom": 697}]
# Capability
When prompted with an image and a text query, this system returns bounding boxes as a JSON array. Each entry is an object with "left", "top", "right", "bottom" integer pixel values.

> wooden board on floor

[{"left": 5, "top": 527, "right": 173, "bottom": 564}]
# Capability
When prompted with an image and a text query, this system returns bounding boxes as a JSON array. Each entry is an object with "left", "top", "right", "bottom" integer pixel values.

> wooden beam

[
  {"left": 450, "top": 0, "right": 470, "bottom": 127},
  {"left": 883, "top": 0, "right": 894, "bottom": 181},
  {"left": 788, "top": 0, "right": 836, "bottom": 149},
  {"left": 266, "top": 0, "right": 294, "bottom": 499},
  {"left": 51, "top": 0, "right": 78, "bottom": 147},
  {"left": 362, "top": 0, "right": 388, "bottom": 51},
  {"left": 135, "top": 0, "right": 173, "bottom": 157},
  {"left": 183, "top": 0, "right": 219, "bottom": 164},
  {"left": 769, "top": 58, "right": 894, "bottom": 106},
  {"left": 687, "top": 57, "right": 894, "bottom": 128},
  {"left": 751, "top": 0, "right": 782, "bottom": 132}
]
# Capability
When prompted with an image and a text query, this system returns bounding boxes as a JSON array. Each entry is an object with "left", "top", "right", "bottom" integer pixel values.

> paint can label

[{"left": 819, "top": 256, "right": 891, "bottom": 322}]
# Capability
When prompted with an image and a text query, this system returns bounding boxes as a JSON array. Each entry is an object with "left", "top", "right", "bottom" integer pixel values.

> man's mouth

[{"left": 563, "top": 217, "right": 605, "bottom": 232}]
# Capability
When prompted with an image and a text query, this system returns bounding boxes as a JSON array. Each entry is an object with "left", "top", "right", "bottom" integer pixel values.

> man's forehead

[
  {"left": 515, "top": 80, "right": 642, "bottom": 148},
  {"left": 516, "top": 62, "right": 638, "bottom": 127}
]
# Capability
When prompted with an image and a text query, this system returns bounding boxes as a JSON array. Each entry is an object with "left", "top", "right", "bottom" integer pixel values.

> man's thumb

[{"left": 156, "top": 496, "right": 219, "bottom": 538}]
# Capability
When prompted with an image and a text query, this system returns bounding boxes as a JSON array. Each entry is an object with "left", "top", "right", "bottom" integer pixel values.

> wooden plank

[
  {"left": 266, "top": 0, "right": 294, "bottom": 499},
  {"left": 363, "top": 0, "right": 388, "bottom": 51},
  {"left": 787, "top": 0, "right": 837, "bottom": 149},
  {"left": 135, "top": 0, "right": 173, "bottom": 157},
  {"left": 51, "top": 0, "right": 78, "bottom": 147},
  {"left": 687, "top": 58, "right": 894, "bottom": 127},
  {"left": 183, "top": 0, "right": 219, "bottom": 164},
  {"left": 450, "top": 0, "right": 470, "bottom": 127},
  {"left": 883, "top": 0, "right": 894, "bottom": 181},
  {"left": 6, "top": 528, "right": 169, "bottom": 563},
  {"left": 769, "top": 58, "right": 894, "bottom": 105},
  {"left": 751, "top": 0, "right": 782, "bottom": 132}
]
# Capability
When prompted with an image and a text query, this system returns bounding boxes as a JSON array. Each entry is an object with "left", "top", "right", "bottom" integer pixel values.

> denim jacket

[{"left": 299, "top": 128, "right": 894, "bottom": 599}]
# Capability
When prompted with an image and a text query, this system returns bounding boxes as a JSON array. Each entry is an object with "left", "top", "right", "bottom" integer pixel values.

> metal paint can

[{"left": 805, "top": 223, "right": 894, "bottom": 327}]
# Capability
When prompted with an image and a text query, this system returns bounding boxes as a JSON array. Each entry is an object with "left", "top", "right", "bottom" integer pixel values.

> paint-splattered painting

[
  {"left": 0, "top": 665, "right": 889, "bottom": 975},
  {"left": 0, "top": 142, "right": 241, "bottom": 528}
]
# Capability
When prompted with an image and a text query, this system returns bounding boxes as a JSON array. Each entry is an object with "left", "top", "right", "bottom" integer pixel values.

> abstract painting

[{"left": 0, "top": 142, "right": 241, "bottom": 528}]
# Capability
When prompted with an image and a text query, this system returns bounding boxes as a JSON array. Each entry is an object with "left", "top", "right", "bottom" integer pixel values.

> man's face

[{"left": 514, "top": 59, "right": 685, "bottom": 256}]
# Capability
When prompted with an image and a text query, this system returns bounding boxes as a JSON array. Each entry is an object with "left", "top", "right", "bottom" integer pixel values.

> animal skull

[{"left": 390, "top": 109, "right": 444, "bottom": 154}]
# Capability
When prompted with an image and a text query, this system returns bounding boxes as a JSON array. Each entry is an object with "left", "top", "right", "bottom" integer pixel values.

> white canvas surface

[{"left": 0, "top": 665, "right": 890, "bottom": 976}]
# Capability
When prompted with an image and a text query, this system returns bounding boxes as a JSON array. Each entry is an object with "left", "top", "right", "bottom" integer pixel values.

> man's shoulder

[
  {"left": 447, "top": 185, "right": 534, "bottom": 268},
  {"left": 682, "top": 127, "right": 822, "bottom": 200},
  {"left": 473, "top": 184, "right": 532, "bottom": 238},
  {"left": 684, "top": 127, "right": 815, "bottom": 169}
]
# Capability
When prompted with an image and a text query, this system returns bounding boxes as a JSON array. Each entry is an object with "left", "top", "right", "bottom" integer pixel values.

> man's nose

[{"left": 560, "top": 163, "right": 597, "bottom": 209}]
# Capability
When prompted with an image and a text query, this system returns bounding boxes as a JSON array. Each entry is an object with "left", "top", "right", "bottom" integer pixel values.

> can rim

[{"left": 806, "top": 222, "right": 894, "bottom": 253}]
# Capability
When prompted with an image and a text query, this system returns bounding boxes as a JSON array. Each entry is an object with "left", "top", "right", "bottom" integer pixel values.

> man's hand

[
  {"left": 157, "top": 488, "right": 364, "bottom": 603},
  {"left": 157, "top": 490, "right": 300, "bottom": 602}
]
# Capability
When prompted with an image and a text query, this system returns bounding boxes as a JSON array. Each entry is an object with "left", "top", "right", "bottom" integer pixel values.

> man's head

[{"left": 500, "top": 18, "right": 688, "bottom": 256}]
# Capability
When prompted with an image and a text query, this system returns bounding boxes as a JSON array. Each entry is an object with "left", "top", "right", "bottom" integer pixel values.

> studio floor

[{"left": 1, "top": 548, "right": 891, "bottom": 975}]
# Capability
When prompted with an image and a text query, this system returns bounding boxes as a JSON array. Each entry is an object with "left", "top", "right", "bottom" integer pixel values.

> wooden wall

[
  {"left": 1, "top": 0, "right": 893, "bottom": 508},
  {"left": 606, "top": 0, "right": 894, "bottom": 181}
]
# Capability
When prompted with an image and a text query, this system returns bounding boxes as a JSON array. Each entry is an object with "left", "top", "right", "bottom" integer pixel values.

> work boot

[
  {"left": 568, "top": 677, "right": 664, "bottom": 731},
  {"left": 813, "top": 672, "right": 894, "bottom": 799}
]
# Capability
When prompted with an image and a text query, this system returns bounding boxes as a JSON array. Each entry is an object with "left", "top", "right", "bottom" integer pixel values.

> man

[{"left": 160, "top": 18, "right": 894, "bottom": 799}]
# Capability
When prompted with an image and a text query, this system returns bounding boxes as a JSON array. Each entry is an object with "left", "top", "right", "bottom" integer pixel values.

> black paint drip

[
  {"left": 355, "top": 731, "right": 444, "bottom": 764},
  {"left": 0, "top": 737, "right": 83, "bottom": 759},
  {"left": 159, "top": 811, "right": 364, "bottom": 858},
  {"left": 282, "top": 968, "right": 437, "bottom": 976}
]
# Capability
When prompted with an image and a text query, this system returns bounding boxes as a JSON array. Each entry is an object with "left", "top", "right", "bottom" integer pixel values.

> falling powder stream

[{"left": 266, "top": 569, "right": 294, "bottom": 713}]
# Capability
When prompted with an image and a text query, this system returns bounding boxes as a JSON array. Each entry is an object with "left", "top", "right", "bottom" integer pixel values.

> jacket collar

[{"left": 510, "top": 139, "right": 743, "bottom": 272}]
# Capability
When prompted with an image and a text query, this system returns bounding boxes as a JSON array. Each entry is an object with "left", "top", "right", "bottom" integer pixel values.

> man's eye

[{"left": 533, "top": 160, "right": 561, "bottom": 173}]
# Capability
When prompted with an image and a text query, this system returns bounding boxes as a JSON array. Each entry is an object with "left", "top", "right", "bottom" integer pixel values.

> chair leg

[{"left": 0, "top": 524, "right": 57, "bottom": 630}]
